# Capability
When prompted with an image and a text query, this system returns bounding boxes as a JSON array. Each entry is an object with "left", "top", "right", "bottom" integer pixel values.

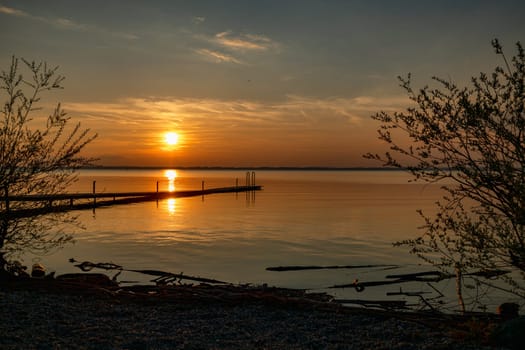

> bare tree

[
  {"left": 365, "top": 40, "right": 525, "bottom": 308},
  {"left": 0, "top": 56, "right": 97, "bottom": 271}
]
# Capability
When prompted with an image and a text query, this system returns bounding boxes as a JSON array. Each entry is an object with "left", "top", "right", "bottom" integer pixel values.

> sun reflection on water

[
  {"left": 164, "top": 169, "right": 177, "bottom": 192},
  {"left": 162, "top": 170, "right": 178, "bottom": 214},
  {"left": 166, "top": 198, "right": 177, "bottom": 214}
]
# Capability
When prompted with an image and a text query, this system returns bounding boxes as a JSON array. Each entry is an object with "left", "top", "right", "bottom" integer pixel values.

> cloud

[
  {"left": 0, "top": 4, "right": 138, "bottom": 40},
  {"left": 65, "top": 94, "right": 408, "bottom": 133},
  {"left": 192, "top": 16, "right": 205, "bottom": 24},
  {"left": 281, "top": 95, "right": 408, "bottom": 122},
  {"left": 53, "top": 17, "right": 88, "bottom": 31},
  {"left": 194, "top": 30, "right": 280, "bottom": 64},
  {"left": 213, "top": 31, "right": 278, "bottom": 51},
  {"left": 0, "top": 5, "right": 27, "bottom": 16},
  {"left": 195, "top": 48, "right": 244, "bottom": 64}
]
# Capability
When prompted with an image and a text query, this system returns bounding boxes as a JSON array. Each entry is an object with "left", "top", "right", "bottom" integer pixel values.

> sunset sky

[{"left": 1, "top": 0, "right": 524, "bottom": 167}]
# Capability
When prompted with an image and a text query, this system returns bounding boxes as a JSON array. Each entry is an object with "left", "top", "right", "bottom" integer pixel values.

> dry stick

[
  {"left": 330, "top": 279, "right": 408, "bottom": 290},
  {"left": 130, "top": 269, "right": 226, "bottom": 284},
  {"left": 266, "top": 264, "right": 400, "bottom": 271},
  {"left": 385, "top": 271, "right": 449, "bottom": 280},
  {"left": 386, "top": 289, "right": 437, "bottom": 312},
  {"left": 334, "top": 299, "right": 408, "bottom": 309},
  {"left": 386, "top": 269, "right": 509, "bottom": 280}
]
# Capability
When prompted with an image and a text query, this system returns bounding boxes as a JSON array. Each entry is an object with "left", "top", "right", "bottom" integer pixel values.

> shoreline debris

[{"left": 69, "top": 259, "right": 227, "bottom": 285}]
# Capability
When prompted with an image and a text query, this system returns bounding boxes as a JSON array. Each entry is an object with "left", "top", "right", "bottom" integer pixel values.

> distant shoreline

[{"left": 81, "top": 166, "right": 403, "bottom": 171}]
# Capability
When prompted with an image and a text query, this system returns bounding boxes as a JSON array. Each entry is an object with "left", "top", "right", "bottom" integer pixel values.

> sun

[{"left": 164, "top": 132, "right": 179, "bottom": 146}]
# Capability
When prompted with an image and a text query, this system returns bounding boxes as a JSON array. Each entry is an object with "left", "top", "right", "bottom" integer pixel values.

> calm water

[{"left": 22, "top": 169, "right": 515, "bottom": 310}]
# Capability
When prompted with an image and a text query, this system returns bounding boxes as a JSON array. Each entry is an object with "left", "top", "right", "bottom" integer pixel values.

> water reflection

[
  {"left": 166, "top": 198, "right": 177, "bottom": 215},
  {"left": 164, "top": 169, "right": 177, "bottom": 192},
  {"left": 246, "top": 189, "right": 256, "bottom": 207},
  {"left": 160, "top": 170, "right": 178, "bottom": 214}
]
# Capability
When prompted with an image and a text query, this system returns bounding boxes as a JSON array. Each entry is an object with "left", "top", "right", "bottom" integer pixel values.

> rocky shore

[{"left": 0, "top": 281, "right": 504, "bottom": 350}]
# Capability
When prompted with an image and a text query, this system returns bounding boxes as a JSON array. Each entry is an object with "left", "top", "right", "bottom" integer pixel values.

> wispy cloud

[
  {"left": 193, "top": 29, "right": 280, "bottom": 64},
  {"left": 213, "top": 31, "right": 278, "bottom": 51},
  {"left": 65, "top": 94, "right": 407, "bottom": 133},
  {"left": 53, "top": 17, "right": 88, "bottom": 31},
  {"left": 0, "top": 4, "right": 138, "bottom": 40},
  {"left": 194, "top": 48, "right": 244, "bottom": 64},
  {"left": 0, "top": 5, "right": 27, "bottom": 16},
  {"left": 192, "top": 16, "right": 205, "bottom": 24}
]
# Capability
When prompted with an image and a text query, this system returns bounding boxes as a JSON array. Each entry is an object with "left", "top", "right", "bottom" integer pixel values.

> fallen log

[{"left": 266, "top": 264, "right": 399, "bottom": 271}]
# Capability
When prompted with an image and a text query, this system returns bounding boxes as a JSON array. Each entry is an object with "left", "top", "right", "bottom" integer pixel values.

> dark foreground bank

[{"left": 0, "top": 285, "right": 503, "bottom": 350}]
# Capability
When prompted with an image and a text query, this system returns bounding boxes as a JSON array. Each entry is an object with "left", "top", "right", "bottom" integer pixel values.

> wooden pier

[{"left": 2, "top": 185, "right": 262, "bottom": 219}]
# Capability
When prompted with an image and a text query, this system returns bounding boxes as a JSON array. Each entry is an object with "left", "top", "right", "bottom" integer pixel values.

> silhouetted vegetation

[
  {"left": 366, "top": 39, "right": 525, "bottom": 311},
  {"left": 0, "top": 56, "right": 96, "bottom": 271}
]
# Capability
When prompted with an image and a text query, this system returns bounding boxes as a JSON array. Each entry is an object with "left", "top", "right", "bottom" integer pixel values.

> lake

[{"left": 20, "top": 169, "right": 515, "bottom": 312}]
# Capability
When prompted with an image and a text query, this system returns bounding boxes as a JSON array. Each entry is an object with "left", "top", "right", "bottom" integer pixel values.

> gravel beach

[{"left": 0, "top": 282, "right": 501, "bottom": 350}]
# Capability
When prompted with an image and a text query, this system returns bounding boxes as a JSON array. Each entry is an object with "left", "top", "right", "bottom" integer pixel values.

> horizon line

[{"left": 81, "top": 165, "right": 402, "bottom": 171}]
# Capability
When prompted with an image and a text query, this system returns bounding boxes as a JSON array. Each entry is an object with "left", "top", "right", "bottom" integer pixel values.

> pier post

[
  {"left": 92, "top": 181, "right": 96, "bottom": 206},
  {"left": 251, "top": 171, "right": 255, "bottom": 186},
  {"left": 202, "top": 180, "right": 205, "bottom": 191}
]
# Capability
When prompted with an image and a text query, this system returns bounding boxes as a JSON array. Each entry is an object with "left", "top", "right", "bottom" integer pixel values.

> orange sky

[
  {"left": 61, "top": 95, "right": 407, "bottom": 167},
  {"left": 2, "top": 1, "right": 524, "bottom": 167}
]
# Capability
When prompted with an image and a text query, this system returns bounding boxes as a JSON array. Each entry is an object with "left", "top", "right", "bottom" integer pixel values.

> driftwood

[
  {"left": 386, "top": 287, "right": 440, "bottom": 312},
  {"left": 330, "top": 279, "right": 401, "bottom": 291},
  {"left": 334, "top": 298, "right": 408, "bottom": 310},
  {"left": 69, "top": 259, "right": 227, "bottom": 285},
  {"left": 266, "top": 264, "right": 399, "bottom": 271},
  {"left": 385, "top": 269, "right": 509, "bottom": 281},
  {"left": 328, "top": 269, "right": 509, "bottom": 292},
  {"left": 2, "top": 275, "right": 339, "bottom": 311},
  {"left": 4, "top": 259, "right": 511, "bottom": 316}
]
